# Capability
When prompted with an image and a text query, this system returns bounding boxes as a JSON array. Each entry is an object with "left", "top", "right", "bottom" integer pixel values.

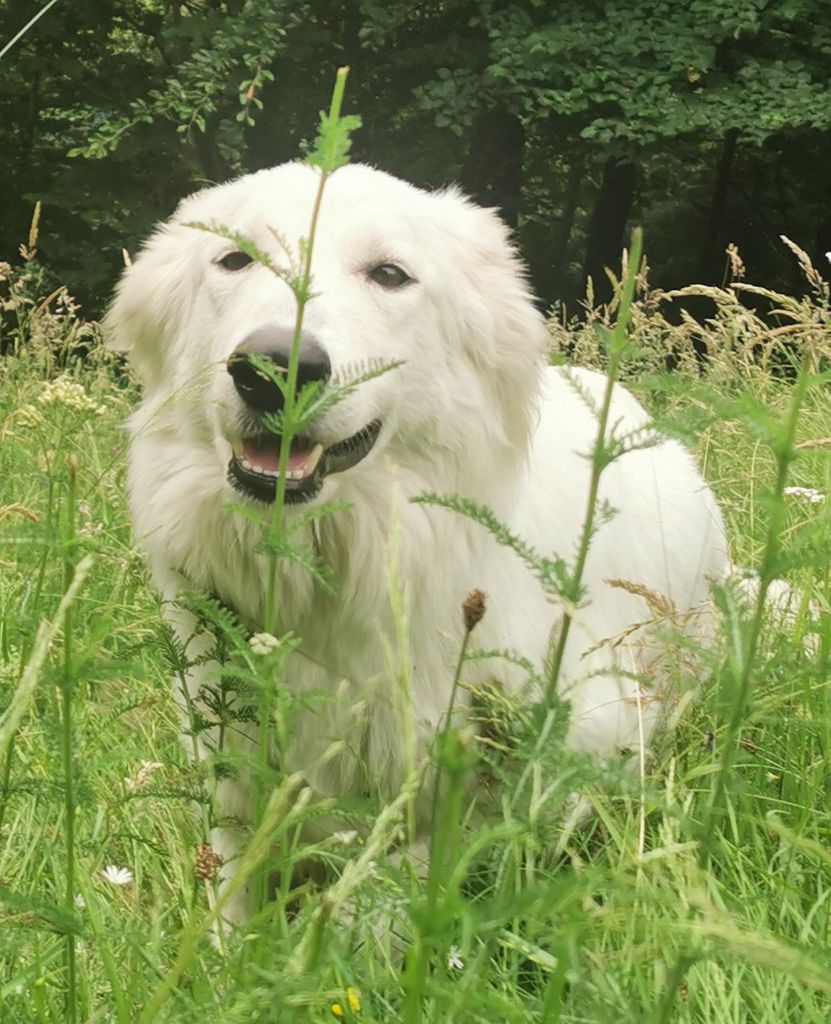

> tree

[{"left": 1, "top": 0, "right": 830, "bottom": 314}]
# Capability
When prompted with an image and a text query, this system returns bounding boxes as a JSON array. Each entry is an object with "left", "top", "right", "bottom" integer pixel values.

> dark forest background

[{"left": 1, "top": 0, "right": 830, "bottom": 318}]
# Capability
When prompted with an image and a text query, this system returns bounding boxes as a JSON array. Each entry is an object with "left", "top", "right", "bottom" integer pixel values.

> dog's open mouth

[{"left": 228, "top": 420, "right": 382, "bottom": 503}]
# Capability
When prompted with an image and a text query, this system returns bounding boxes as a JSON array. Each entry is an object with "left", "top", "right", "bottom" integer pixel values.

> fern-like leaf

[{"left": 413, "top": 492, "right": 570, "bottom": 599}]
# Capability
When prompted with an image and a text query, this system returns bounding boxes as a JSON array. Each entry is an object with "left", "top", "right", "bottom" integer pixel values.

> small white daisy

[
  {"left": 101, "top": 865, "right": 133, "bottom": 886},
  {"left": 447, "top": 945, "right": 465, "bottom": 970}
]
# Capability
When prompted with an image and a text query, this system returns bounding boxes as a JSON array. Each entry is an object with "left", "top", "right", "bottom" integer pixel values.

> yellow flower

[{"left": 330, "top": 987, "right": 361, "bottom": 1018}]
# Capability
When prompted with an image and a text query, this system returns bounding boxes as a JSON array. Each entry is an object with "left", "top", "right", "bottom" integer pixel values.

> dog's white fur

[{"left": 107, "top": 162, "right": 729, "bottom": 918}]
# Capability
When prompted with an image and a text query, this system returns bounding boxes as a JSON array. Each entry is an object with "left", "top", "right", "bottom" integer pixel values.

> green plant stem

[
  {"left": 175, "top": 664, "right": 226, "bottom": 955},
  {"left": 0, "top": 737, "right": 15, "bottom": 836},
  {"left": 31, "top": 476, "right": 56, "bottom": 614},
  {"left": 139, "top": 773, "right": 306, "bottom": 1024},
  {"left": 544, "top": 228, "right": 643, "bottom": 704},
  {"left": 401, "top": 628, "right": 475, "bottom": 1024},
  {"left": 654, "top": 954, "right": 697, "bottom": 1024},
  {"left": 62, "top": 455, "right": 78, "bottom": 1024},
  {"left": 256, "top": 64, "right": 351, "bottom": 917},
  {"left": 703, "top": 356, "right": 810, "bottom": 838},
  {"left": 429, "top": 625, "right": 471, "bottom": 843},
  {"left": 263, "top": 65, "right": 350, "bottom": 635}
]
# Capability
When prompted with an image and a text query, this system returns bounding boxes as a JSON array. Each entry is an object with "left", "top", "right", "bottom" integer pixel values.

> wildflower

[
  {"left": 447, "top": 945, "right": 465, "bottom": 971},
  {"left": 249, "top": 631, "right": 282, "bottom": 656},
  {"left": 462, "top": 589, "right": 487, "bottom": 632},
  {"left": 124, "top": 760, "right": 164, "bottom": 792},
  {"left": 101, "top": 865, "right": 133, "bottom": 886},
  {"left": 194, "top": 843, "right": 223, "bottom": 882},
  {"left": 331, "top": 830, "right": 359, "bottom": 846},
  {"left": 13, "top": 404, "right": 43, "bottom": 428},
  {"left": 74, "top": 893, "right": 86, "bottom": 909},
  {"left": 330, "top": 987, "right": 361, "bottom": 1018},
  {"left": 783, "top": 486, "right": 825, "bottom": 504},
  {"left": 38, "top": 376, "right": 107, "bottom": 416}
]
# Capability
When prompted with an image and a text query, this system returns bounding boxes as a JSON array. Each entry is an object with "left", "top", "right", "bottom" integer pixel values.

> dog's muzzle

[{"left": 226, "top": 326, "right": 381, "bottom": 504}]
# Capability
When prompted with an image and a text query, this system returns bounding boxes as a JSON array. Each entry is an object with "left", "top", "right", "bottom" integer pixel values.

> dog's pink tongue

[{"left": 243, "top": 439, "right": 312, "bottom": 474}]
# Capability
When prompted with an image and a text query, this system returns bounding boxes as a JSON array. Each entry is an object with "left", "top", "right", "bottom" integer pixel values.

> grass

[{"left": 1, "top": 197, "right": 831, "bottom": 1022}]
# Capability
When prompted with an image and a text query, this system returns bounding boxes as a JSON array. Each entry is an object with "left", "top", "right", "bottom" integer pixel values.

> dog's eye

[
  {"left": 367, "top": 263, "right": 412, "bottom": 289},
  {"left": 218, "top": 250, "right": 254, "bottom": 272}
]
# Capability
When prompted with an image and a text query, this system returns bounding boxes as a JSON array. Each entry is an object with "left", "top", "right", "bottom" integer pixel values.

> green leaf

[{"left": 413, "top": 493, "right": 570, "bottom": 598}]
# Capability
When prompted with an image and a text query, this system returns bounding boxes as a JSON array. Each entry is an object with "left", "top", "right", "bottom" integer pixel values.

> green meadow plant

[
  {"left": 0, "top": 71, "right": 830, "bottom": 1024},
  {"left": 179, "top": 69, "right": 409, "bottom": 939}
]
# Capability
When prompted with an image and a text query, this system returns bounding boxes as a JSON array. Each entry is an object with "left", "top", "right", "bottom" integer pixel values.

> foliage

[
  {"left": 1, "top": 0, "right": 830, "bottom": 311},
  {"left": 1, "top": 16, "right": 831, "bottom": 1024},
  {"left": 1, "top": 226, "right": 830, "bottom": 1020},
  {"left": 474, "top": 0, "right": 831, "bottom": 146}
]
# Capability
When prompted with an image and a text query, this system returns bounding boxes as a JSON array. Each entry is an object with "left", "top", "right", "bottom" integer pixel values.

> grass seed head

[
  {"left": 462, "top": 588, "right": 487, "bottom": 632},
  {"left": 194, "top": 843, "right": 223, "bottom": 882}
]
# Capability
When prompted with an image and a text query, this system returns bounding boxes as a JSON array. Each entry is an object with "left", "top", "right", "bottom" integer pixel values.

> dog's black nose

[{"left": 228, "top": 326, "right": 331, "bottom": 412}]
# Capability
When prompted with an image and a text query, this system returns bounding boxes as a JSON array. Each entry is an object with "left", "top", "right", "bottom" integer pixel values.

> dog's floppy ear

[
  {"left": 430, "top": 188, "right": 549, "bottom": 448},
  {"left": 104, "top": 220, "right": 194, "bottom": 392}
]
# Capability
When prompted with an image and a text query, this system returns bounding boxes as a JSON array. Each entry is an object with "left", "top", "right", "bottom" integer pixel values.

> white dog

[{"left": 106, "top": 162, "right": 729, "bottom": 920}]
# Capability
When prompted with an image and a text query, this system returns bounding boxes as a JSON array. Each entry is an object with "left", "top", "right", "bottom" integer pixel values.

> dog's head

[{"left": 106, "top": 162, "right": 548, "bottom": 507}]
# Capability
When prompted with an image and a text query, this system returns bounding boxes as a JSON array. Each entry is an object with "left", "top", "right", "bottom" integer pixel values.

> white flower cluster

[
  {"left": 13, "top": 404, "right": 44, "bottom": 428},
  {"left": 784, "top": 486, "right": 825, "bottom": 505},
  {"left": 37, "top": 375, "right": 107, "bottom": 416},
  {"left": 331, "top": 829, "right": 359, "bottom": 846},
  {"left": 249, "top": 632, "right": 282, "bottom": 656}
]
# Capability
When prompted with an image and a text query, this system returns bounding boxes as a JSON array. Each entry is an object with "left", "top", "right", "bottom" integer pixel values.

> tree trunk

[
  {"left": 460, "top": 108, "right": 525, "bottom": 227},
  {"left": 696, "top": 128, "right": 739, "bottom": 282},
  {"left": 582, "top": 156, "right": 637, "bottom": 305},
  {"left": 553, "top": 153, "right": 585, "bottom": 264},
  {"left": 522, "top": 153, "right": 586, "bottom": 313}
]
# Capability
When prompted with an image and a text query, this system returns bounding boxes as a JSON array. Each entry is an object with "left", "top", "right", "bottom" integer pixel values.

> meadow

[{"left": 0, "top": 225, "right": 830, "bottom": 1024}]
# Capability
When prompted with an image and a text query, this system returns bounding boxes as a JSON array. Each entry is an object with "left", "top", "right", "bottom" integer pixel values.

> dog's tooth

[
  {"left": 240, "top": 457, "right": 253, "bottom": 470},
  {"left": 304, "top": 443, "right": 324, "bottom": 474}
]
